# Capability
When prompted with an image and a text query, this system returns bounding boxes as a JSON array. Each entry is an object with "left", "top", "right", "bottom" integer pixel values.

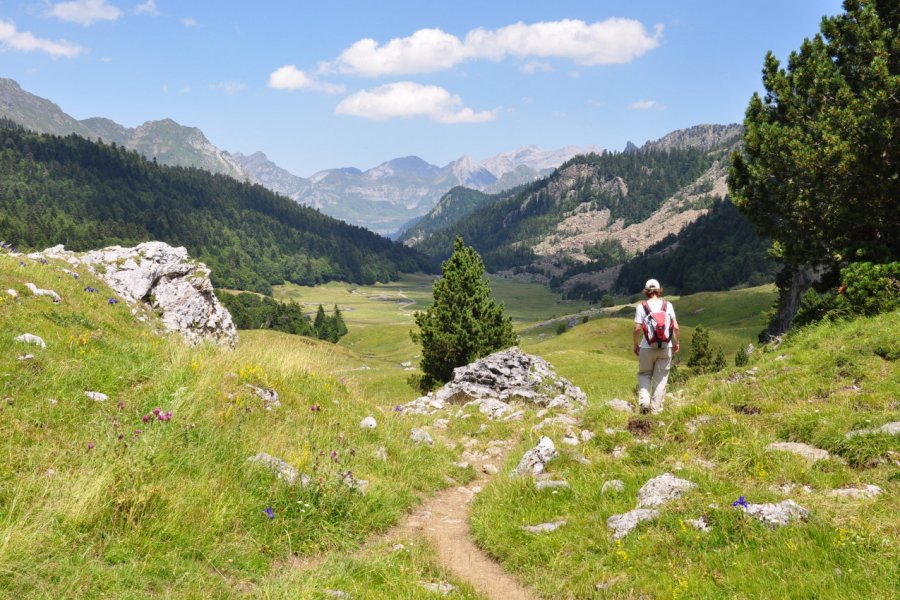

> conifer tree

[
  {"left": 412, "top": 237, "right": 517, "bottom": 385},
  {"left": 735, "top": 345, "right": 750, "bottom": 367}
]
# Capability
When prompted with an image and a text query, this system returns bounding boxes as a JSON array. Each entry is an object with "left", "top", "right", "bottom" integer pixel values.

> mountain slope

[
  {"left": 411, "top": 125, "right": 745, "bottom": 289},
  {"left": 0, "top": 78, "right": 250, "bottom": 181},
  {"left": 0, "top": 120, "right": 429, "bottom": 293}
]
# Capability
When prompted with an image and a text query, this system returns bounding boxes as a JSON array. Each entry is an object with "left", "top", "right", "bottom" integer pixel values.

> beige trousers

[{"left": 637, "top": 346, "right": 672, "bottom": 412}]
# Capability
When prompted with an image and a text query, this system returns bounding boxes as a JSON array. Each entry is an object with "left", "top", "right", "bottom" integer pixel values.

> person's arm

[
  {"left": 633, "top": 324, "right": 643, "bottom": 356},
  {"left": 671, "top": 319, "right": 680, "bottom": 353}
]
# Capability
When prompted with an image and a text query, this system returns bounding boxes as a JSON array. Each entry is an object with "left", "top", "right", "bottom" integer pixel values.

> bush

[{"left": 795, "top": 261, "right": 899, "bottom": 326}]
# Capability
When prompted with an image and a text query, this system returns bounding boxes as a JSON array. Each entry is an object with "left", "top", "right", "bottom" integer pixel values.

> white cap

[{"left": 644, "top": 279, "right": 660, "bottom": 291}]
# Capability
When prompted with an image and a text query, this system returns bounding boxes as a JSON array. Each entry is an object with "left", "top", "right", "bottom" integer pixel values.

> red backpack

[{"left": 641, "top": 300, "right": 673, "bottom": 348}]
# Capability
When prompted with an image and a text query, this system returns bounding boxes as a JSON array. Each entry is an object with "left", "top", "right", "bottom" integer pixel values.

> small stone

[
  {"left": 419, "top": 582, "right": 456, "bottom": 596},
  {"left": 374, "top": 447, "right": 388, "bottom": 462},
  {"left": 247, "top": 452, "right": 310, "bottom": 487},
  {"left": 601, "top": 479, "right": 625, "bottom": 494},
  {"left": 432, "top": 418, "right": 450, "bottom": 429},
  {"left": 580, "top": 429, "right": 595, "bottom": 442},
  {"left": 845, "top": 421, "right": 900, "bottom": 438},
  {"left": 482, "top": 464, "right": 499, "bottom": 475},
  {"left": 6, "top": 289, "right": 17, "bottom": 298},
  {"left": 535, "top": 479, "right": 569, "bottom": 490},
  {"left": 687, "top": 516, "right": 711, "bottom": 532},
  {"left": 359, "top": 416, "right": 377, "bottom": 430},
  {"left": 607, "top": 398, "right": 634, "bottom": 413},
  {"left": 390, "top": 543, "right": 406, "bottom": 552},
  {"left": 828, "top": 484, "right": 882, "bottom": 499},
  {"left": 604, "top": 427, "right": 618, "bottom": 435},
  {"left": 324, "top": 591, "right": 350, "bottom": 599},
  {"left": 740, "top": 499, "right": 809, "bottom": 527},
  {"left": 562, "top": 432, "right": 580, "bottom": 446},
  {"left": 244, "top": 384, "right": 280, "bottom": 410},
  {"left": 15, "top": 333, "right": 46, "bottom": 348},
  {"left": 410, "top": 428, "right": 433, "bottom": 445},
  {"left": 607, "top": 509, "right": 659, "bottom": 539},
  {"left": 17, "top": 354, "right": 35, "bottom": 361},
  {"left": 636, "top": 473, "right": 697, "bottom": 508},
  {"left": 513, "top": 436, "right": 557, "bottom": 476},
  {"left": 521, "top": 519, "right": 567, "bottom": 534},
  {"left": 25, "top": 282, "right": 61, "bottom": 302},
  {"left": 84, "top": 391, "right": 108, "bottom": 402},
  {"left": 611, "top": 446, "right": 626, "bottom": 459},
  {"left": 767, "top": 441, "right": 830, "bottom": 462}
]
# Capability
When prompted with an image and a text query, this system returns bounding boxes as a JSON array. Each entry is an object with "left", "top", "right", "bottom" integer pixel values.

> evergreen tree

[
  {"left": 412, "top": 237, "right": 517, "bottom": 385},
  {"left": 729, "top": 0, "right": 899, "bottom": 331},
  {"left": 735, "top": 345, "right": 750, "bottom": 367},
  {"left": 332, "top": 305, "right": 348, "bottom": 337},
  {"left": 713, "top": 348, "right": 727, "bottom": 372},
  {"left": 313, "top": 304, "right": 327, "bottom": 337},
  {"left": 687, "top": 325, "right": 715, "bottom": 374}
]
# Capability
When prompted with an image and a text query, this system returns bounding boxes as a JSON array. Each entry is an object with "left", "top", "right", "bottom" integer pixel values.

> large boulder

[
  {"left": 400, "top": 347, "right": 586, "bottom": 417},
  {"left": 39, "top": 242, "right": 237, "bottom": 347}
]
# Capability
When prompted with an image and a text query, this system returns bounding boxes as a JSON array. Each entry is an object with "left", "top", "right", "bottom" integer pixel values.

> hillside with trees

[{"left": 0, "top": 120, "right": 431, "bottom": 294}]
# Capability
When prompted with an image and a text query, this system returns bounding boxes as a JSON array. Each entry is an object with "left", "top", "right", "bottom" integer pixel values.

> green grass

[
  {"left": 0, "top": 255, "right": 468, "bottom": 598},
  {"left": 470, "top": 313, "right": 900, "bottom": 599}
]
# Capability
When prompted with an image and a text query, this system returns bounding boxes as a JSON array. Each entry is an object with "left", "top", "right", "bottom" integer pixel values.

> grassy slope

[
  {"left": 470, "top": 313, "right": 899, "bottom": 599},
  {"left": 0, "top": 254, "right": 476, "bottom": 598}
]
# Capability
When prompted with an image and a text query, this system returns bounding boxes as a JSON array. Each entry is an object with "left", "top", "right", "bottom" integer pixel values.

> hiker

[{"left": 632, "top": 278, "right": 679, "bottom": 413}]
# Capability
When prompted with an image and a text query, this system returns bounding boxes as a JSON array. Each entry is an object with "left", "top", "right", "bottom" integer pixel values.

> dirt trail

[{"left": 387, "top": 466, "right": 540, "bottom": 600}]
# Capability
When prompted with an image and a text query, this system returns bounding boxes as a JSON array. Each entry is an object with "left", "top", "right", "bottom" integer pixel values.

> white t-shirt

[{"left": 634, "top": 297, "right": 677, "bottom": 349}]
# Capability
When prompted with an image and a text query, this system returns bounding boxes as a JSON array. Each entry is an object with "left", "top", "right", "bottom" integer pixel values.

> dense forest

[
  {"left": 614, "top": 199, "right": 778, "bottom": 295},
  {"left": 413, "top": 147, "right": 721, "bottom": 271},
  {"left": 215, "top": 291, "right": 348, "bottom": 342},
  {"left": 0, "top": 119, "right": 431, "bottom": 294}
]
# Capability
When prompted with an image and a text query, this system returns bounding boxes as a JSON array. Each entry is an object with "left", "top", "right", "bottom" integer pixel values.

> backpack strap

[
  {"left": 640, "top": 301, "right": 652, "bottom": 345},
  {"left": 641, "top": 301, "right": 651, "bottom": 316}
]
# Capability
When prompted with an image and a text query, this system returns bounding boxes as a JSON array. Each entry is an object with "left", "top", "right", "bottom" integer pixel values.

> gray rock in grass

[
  {"left": 521, "top": 519, "right": 567, "bottom": 534},
  {"left": 766, "top": 442, "right": 830, "bottom": 462},
  {"left": 410, "top": 427, "right": 433, "bottom": 445},
  {"left": 601, "top": 479, "right": 625, "bottom": 494},
  {"left": 607, "top": 509, "right": 659, "bottom": 539},
  {"left": 25, "top": 282, "right": 60, "bottom": 302},
  {"left": 15, "top": 333, "right": 46, "bottom": 348},
  {"left": 740, "top": 499, "right": 810, "bottom": 527},
  {"left": 636, "top": 473, "right": 697, "bottom": 508},
  {"left": 513, "top": 436, "right": 557, "bottom": 476}
]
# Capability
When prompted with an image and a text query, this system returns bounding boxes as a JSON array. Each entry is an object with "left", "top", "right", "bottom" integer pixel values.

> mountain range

[{"left": 0, "top": 78, "right": 596, "bottom": 237}]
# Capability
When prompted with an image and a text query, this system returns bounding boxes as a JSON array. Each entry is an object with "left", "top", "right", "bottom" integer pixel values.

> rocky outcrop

[
  {"left": 400, "top": 347, "right": 586, "bottom": 418},
  {"left": 740, "top": 499, "right": 809, "bottom": 527},
  {"left": 513, "top": 437, "right": 557, "bottom": 476},
  {"left": 636, "top": 473, "right": 698, "bottom": 509},
  {"left": 38, "top": 242, "right": 237, "bottom": 347}
]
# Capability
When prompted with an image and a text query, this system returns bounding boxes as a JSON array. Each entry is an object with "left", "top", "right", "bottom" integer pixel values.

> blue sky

[{"left": 1, "top": 0, "right": 844, "bottom": 176}]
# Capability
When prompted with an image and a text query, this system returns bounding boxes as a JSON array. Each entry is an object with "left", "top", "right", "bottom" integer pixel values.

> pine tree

[
  {"left": 687, "top": 325, "right": 714, "bottom": 374},
  {"left": 735, "top": 345, "right": 750, "bottom": 367},
  {"left": 412, "top": 237, "right": 517, "bottom": 385},
  {"left": 713, "top": 348, "right": 727, "bottom": 372},
  {"left": 332, "top": 305, "right": 348, "bottom": 337},
  {"left": 313, "top": 304, "right": 327, "bottom": 338}
]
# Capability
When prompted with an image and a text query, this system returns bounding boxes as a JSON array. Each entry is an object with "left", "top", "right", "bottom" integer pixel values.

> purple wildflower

[
  {"left": 394, "top": 405, "right": 402, "bottom": 412},
  {"left": 108, "top": 298, "right": 119, "bottom": 305},
  {"left": 73, "top": 273, "right": 79, "bottom": 280},
  {"left": 142, "top": 414, "right": 150, "bottom": 423},
  {"left": 310, "top": 404, "right": 321, "bottom": 412},
  {"left": 733, "top": 496, "right": 749, "bottom": 508},
  {"left": 19, "top": 261, "right": 25, "bottom": 267},
  {"left": 87, "top": 442, "right": 95, "bottom": 450},
  {"left": 84, "top": 286, "right": 97, "bottom": 293},
  {"left": 152, "top": 407, "right": 161, "bottom": 415},
  {"left": 264, "top": 507, "right": 275, "bottom": 519},
  {"left": 117, "top": 400, "right": 126, "bottom": 409},
  {"left": 330, "top": 450, "right": 339, "bottom": 462}
]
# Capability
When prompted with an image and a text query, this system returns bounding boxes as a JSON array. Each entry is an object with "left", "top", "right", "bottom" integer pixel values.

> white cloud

[
  {"left": 520, "top": 60, "right": 553, "bottom": 75},
  {"left": 330, "top": 18, "right": 662, "bottom": 77},
  {"left": 629, "top": 99, "right": 665, "bottom": 110},
  {"left": 134, "top": 0, "right": 159, "bottom": 16},
  {"left": 209, "top": 81, "right": 246, "bottom": 95},
  {"left": 47, "top": 0, "right": 121, "bottom": 26},
  {"left": 0, "top": 18, "right": 84, "bottom": 57},
  {"left": 335, "top": 82, "right": 496, "bottom": 124},
  {"left": 268, "top": 65, "right": 344, "bottom": 94},
  {"left": 181, "top": 17, "right": 198, "bottom": 27}
]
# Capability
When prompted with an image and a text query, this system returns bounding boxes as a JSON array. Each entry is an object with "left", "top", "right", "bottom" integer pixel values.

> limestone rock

[
  {"left": 845, "top": 421, "right": 900, "bottom": 438},
  {"left": 482, "top": 464, "right": 499, "bottom": 475},
  {"left": 245, "top": 385, "right": 280, "bottom": 410},
  {"left": 636, "top": 473, "right": 697, "bottom": 508},
  {"left": 248, "top": 452, "right": 310, "bottom": 487},
  {"left": 740, "top": 499, "right": 809, "bottom": 527},
  {"left": 359, "top": 416, "right": 377, "bottom": 430},
  {"left": 828, "top": 484, "right": 882, "bottom": 499},
  {"left": 5, "top": 289, "right": 17, "bottom": 298},
  {"left": 15, "top": 333, "right": 46, "bottom": 348},
  {"left": 766, "top": 441, "right": 830, "bottom": 462},
  {"left": 84, "top": 391, "right": 108, "bottom": 402},
  {"left": 513, "top": 436, "right": 557, "bottom": 476},
  {"left": 410, "top": 428, "right": 433, "bottom": 445},
  {"left": 687, "top": 516, "right": 711, "bottom": 532},
  {"left": 607, "top": 509, "right": 659, "bottom": 539},
  {"left": 601, "top": 479, "right": 625, "bottom": 494},
  {"left": 521, "top": 519, "right": 567, "bottom": 533},
  {"left": 38, "top": 242, "right": 237, "bottom": 347},
  {"left": 607, "top": 398, "right": 634, "bottom": 413},
  {"left": 535, "top": 479, "right": 569, "bottom": 490},
  {"left": 25, "top": 282, "right": 60, "bottom": 303},
  {"left": 419, "top": 582, "right": 456, "bottom": 596},
  {"left": 399, "top": 347, "right": 585, "bottom": 417},
  {"left": 532, "top": 414, "right": 579, "bottom": 432}
]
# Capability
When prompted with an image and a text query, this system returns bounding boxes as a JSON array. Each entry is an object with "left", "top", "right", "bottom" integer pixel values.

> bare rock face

[
  {"left": 636, "top": 473, "right": 697, "bottom": 509},
  {"left": 399, "top": 347, "right": 586, "bottom": 417},
  {"left": 40, "top": 242, "right": 237, "bottom": 347},
  {"left": 766, "top": 442, "right": 830, "bottom": 463}
]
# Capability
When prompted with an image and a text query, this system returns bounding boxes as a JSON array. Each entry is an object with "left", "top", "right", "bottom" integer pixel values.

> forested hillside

[
  {"left": 614, "top": 200, "right": 778, "bottom": 295},
  {"left": 413, "top": 146, "right": 721, "bottom": 271},
  {"left": 0, "top": 120, "right": 430, "bottom": 293}
]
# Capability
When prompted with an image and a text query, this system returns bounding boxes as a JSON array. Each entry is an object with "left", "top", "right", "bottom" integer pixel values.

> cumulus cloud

[
  {"left": 0, "top": 18, "right": 84, "bottom": 57},
  {"left": 134, "top": 0, "right": 159, "bottom": 16},
  {"left": 268, "top": 65, "right": 345, "bottom": 94},
  {"left": 629, "top": 99, "right": 665, "bottom": 110},
  {"left": 329, "top": 18, "right": 662, "bottom": 77},
  {"left": 181, "top": 17, "right": 198, "bottom": 27},
  {"left": 335, "top": 82, "right": 496, "bottom": 124},
  {"left": 47, "top": 0, "right": 121, "bottom": 25}
]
